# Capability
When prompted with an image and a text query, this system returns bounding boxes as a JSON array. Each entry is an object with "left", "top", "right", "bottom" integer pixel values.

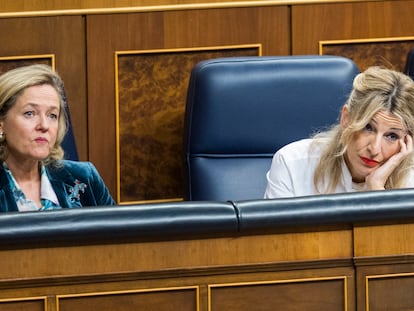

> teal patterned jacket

[{"left": 0, "top": 160, "right": 115, "bottom": 212}]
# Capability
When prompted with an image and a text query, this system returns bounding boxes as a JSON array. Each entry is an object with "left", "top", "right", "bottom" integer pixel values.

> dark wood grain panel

[
  {"left": 116, "top": 46, "right": 259, "bottom": 203},
  {"left": 321, "top": 38, "right": 414, "bottom": 72}
]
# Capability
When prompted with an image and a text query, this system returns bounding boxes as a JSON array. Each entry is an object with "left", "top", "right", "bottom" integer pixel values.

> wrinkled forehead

[{"left": 372, "top": 110, "right": 407, "bottom": 132}]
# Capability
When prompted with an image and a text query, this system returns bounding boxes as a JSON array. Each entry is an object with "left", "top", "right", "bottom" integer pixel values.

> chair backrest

[
  {"left": 61, "top": 105, "right": 79, "bottom": 161},
  {"left": 404, "top": 48, "right": 414, "bottom": 80},
  {"left": 184, "top": 55, "right": 360, "bottom": 201}
]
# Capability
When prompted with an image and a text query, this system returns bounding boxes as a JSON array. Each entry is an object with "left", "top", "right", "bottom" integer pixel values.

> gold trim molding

[
  {"left": 114, "top": 44, "right": 261, "bottom": 204},
  {"left": 0, "top": 296, "right": 47, "bottom": 311},
  {"left": 208, "top": 276, "right": 349, "bottom": 311},
  {"left": 0, "top": 54, "right": 55, "bottom": 69},
  {"left": 0, "top": 0, "right": 388, "bottom": 18},
  {"left": 56, "top": 286, "right": 199, "bottom": 309},
  {"left": 365, "top": 272, "right": 414, "bottom": 311},
  {"left": 319, "top": 36, "right": 414, "bottom": 55}
]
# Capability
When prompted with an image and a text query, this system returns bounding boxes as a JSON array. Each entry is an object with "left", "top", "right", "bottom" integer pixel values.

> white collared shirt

[
  {"left": 3, "top": 163, "right": 60, "bottom": 211},
  {"left": 264, "top": 138, "right": 382, "bottom": 199}
]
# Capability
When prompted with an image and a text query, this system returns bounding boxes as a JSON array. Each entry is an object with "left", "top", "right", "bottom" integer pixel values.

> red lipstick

[{"left": 360, "top": 156, "right": 379, "bottom": 167}]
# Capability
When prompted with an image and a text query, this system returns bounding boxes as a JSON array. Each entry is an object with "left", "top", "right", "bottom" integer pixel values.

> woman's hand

[{"left": 365, "top": 135, "right": 414, "bottom": 190}]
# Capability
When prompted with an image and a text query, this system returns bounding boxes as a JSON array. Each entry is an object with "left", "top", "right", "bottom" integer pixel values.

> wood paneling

[
  {"left": 0, "top": 0, "right": 389, "bottom": 15},
  {"left": 58, "top": 287, "right": 198, "bottom": 311},
  {"left": 209, "top": 277, "right": 348, "bottom": 311},
  {"left": 86, "top": 7, "right": 290, "bottom": 199},
  {"left": 320, "top": 37, "right": 414, "bottom": 72},
  {"left": 0, "top": 224, "right": 355, "bottom": 311},
  {"left": 0, "top": 16, "right": 87, "bottom": 160},
  {"left": 292, "top": 0, "right": 414, "bottom": 55},
  {"left": 116, "top": 47, "right": 259, "bottom": 203}
]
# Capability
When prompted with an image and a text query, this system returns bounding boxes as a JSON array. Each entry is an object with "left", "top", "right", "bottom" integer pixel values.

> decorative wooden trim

[
  {"left": 114, "top": 44, "right": 261, "bottom": 204},
  {"left": 56, "top": 286, "right": 199, "bottom": 310},
  {"left": 0, "top": 258, "right": 352, "bottom": 290},
  {"left": 354, "top": 254, "right": 414, "bottom": 266},
  {"left": 0, "top": 54, "right": 55, "bottom": 69},
  {"left": 0, "top": 0, "right": 385, "bottom": 18},
  {"left": 208, "top": 276, "right": 349, "bottom": 311},
  {"left": 319, "top": 36, "right": 414, "bottom": 55},
  {"left": 0, "top": 296, "right": 47, "bottom": 311},
  {"left": 365, "top": 272, "right": 414, "bottom": 311}
]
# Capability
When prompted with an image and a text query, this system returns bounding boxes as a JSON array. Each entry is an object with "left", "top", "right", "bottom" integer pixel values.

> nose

[
  {"left": 367, "top": 134, "right": 381, "bottom": 156},
  {"left": 36, "top": 114, "right": 49, "bottom": 131}
]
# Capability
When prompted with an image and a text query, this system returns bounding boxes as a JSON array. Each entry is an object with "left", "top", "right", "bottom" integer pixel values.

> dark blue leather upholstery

[
  {"left": 2, "top": 189, "right": 414, "bottom": 246},
  {"left": 235, "top": 189, "right": 414, "bottom": 232},
  {"left": 61, "top": 105, "right": 79, "bottom": 161},
  {"left": 0, "top": 201, "right": 238, "bottom": 245},
  {"left": 405, "top": 48, "right": 414, "bottom": 80},
  {"left": 184, "top": 56, "right": 360, "bottom": 201}
]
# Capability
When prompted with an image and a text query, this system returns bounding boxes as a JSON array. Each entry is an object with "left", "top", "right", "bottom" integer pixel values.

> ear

[{"left": 340, "top": 105, "right": 350, "bottom": 129}]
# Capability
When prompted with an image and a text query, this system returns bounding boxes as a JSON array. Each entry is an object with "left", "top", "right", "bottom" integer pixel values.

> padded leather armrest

[
  {"left": 0, "top": 201, "right": 238, "bottom": 246},
  {"left": 235, "top": 188, "right": 414, "bottom": 232}
]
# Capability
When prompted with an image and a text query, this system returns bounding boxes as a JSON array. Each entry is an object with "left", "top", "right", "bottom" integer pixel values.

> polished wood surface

[
  {"left": 0, "top": 225, "right": 355, "bottom": 311},
  {"left": 292, "top": 0, "right": 414, "bottom": 55},
  {"left": 2, "top": 219, "right": 414, "bottom": 310},
  {"left": 0, "top": 0, "right": 391, "bottom": 16}
]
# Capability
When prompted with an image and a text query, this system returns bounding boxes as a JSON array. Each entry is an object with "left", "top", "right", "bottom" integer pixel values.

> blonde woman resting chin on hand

[{"left": 264, "top": 66, "right": 414, "bottom": 198}]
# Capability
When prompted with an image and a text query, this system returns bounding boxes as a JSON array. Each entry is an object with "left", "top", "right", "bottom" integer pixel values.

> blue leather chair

[
  {"left": 61, "top": 104, "right": 79, "bottom": 161},
  {"left": 184, "top": 55, "right": 359, "bottom": 201},
  {"left": 404, "top": 48, "right": 414, "bottom": 80}
]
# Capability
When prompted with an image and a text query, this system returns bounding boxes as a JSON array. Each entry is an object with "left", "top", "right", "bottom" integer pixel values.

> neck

[{"left": 4, "top": 158, "right": 41, "bottom": 183}]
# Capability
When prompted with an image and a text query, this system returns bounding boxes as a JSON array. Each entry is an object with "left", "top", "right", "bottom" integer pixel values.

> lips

[
  {"left": 35, "top": 137, "right": 48, "bottom": 143},
  {"left": 360, "top": 156, "right": 379, "bottom": 167}
]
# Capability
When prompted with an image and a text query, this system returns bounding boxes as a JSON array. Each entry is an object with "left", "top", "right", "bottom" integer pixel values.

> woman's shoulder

[
  {"left": 48, "top": 160, "right": 98, "bottom": 179},
  {"left": 60, "top": 160, "right": 95, "bottom": 171}
]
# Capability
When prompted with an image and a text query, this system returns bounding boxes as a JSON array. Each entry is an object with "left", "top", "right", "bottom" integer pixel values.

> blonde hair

[
  {"left": 313, "top": 66, "right": 414, "bottom": 193},
  {"left": 0, "top": 64, "right": 68, "bottom": 165}
]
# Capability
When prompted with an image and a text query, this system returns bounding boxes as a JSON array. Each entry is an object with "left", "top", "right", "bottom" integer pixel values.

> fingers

[{"left": 405, "top": 134, "right": 414, "bottom": 153}]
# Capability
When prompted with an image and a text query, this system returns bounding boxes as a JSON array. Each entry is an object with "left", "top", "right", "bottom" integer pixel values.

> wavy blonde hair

[
  {"left": 0, "top": 64, "right": 68, "bottom": 166},
  {"left": 313, "top": 66, "right": 414, "bottom": 193}
]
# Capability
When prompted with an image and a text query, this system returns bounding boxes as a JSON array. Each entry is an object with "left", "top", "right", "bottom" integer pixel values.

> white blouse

[{"left": 264, "top": 139, "right": 367, "bottom": 199}]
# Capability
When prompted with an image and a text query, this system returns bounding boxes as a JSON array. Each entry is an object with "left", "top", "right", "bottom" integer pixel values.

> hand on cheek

[{"left": 365, "top": 135, "right": 414, "bottom": 190}]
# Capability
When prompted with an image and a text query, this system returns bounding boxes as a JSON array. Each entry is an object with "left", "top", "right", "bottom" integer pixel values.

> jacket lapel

[{"left": 47, "top": 165, "right": 83, "bottom": 208}]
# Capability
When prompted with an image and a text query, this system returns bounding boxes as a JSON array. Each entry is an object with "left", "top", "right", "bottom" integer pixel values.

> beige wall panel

[
  {"left": 86, "top": 7, "right": 290, "bottom": 199},
  {"left": 292, "top": 0, "right": 414, "bottom": 55},
  {"left": 0, "top": 16, "right": 87, "bottom": 160}
]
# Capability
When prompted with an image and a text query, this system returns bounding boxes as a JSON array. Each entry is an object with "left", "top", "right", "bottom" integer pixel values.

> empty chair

[{"left": 183, "top": 55, "right": 360, "bottom": 201}]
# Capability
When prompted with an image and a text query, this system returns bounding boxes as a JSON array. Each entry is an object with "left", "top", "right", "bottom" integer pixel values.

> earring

[{"left": 0, "top": 132, "right": 5, "bottom": 143}]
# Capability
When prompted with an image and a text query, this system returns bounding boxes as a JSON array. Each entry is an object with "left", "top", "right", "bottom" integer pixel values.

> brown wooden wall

[
  {"left": 0, "top": 0, "right": 414, "bottom": 203},
  {"left": 3, "top": 219, "right": 414, "bottom": 310}
]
